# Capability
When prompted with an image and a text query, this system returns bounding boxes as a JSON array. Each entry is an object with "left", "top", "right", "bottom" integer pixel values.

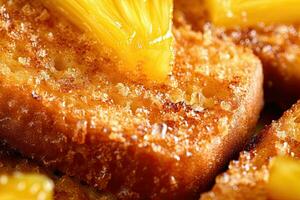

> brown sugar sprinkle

[
  {"left": 201, "top": 102, "right": 300, "bottom": 200},
  {"left": 174, "top": 0, "right": 300, "bottom": 105},
  {"left": 0, "top": 0, "right": 262, "bottom": 199},
  {"left": 0, "top": 0, "right": 252, "bottom": 154}
]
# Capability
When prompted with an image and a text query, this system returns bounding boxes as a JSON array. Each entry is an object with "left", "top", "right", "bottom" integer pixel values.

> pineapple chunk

[
  {"left": 207, "top": 0, "right": 300, "bottom": 27},
  {"left": 267, "top": 157, "right": 300, "bottom": 200},
  {"left": 0, "top": 173, "right": 54, "bottom": 200},
  {"left": 43, "top": 0, "right": 174, "bottom": 82}
]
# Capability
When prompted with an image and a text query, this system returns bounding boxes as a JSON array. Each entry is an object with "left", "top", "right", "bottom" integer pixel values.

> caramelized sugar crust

[
  {"left": 201, "top": 101, "right": 300, "bottom": 200},
  {"left": 0, "top": 0, "right": 262, "bottom": 199},
  {"left": 175, "top": 0, "right": 300, "bottom": 106},
  {"left": 0, "top": 145, "right": 111, "bottom": 200}
]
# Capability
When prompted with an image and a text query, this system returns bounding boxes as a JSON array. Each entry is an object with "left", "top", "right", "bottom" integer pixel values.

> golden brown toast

[
  {"left": 0, "top": 144, "right": 112, "bottom": 200},
  {"left": 0, "top": 0, "right": 263, "bottom": 199},
  {"left": 201, "top": 101, "right": 300, "bottom": 200},
  {"left": 174, "top": 0, "right": 300, "bottom": 106}
]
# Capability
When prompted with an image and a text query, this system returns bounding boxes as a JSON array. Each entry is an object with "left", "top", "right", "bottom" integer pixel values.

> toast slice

[
  {"left": 0, "top": 144, "right": 112, "bottom": 200},
  {"left": 174, "top": 0, "right": 300, "bottom": 106},
  {"left": 0, "top": 0, "right": 263, "bottom": 199},
  {"left": 201, "top": 100, "right": 300, "bottom": 200}
]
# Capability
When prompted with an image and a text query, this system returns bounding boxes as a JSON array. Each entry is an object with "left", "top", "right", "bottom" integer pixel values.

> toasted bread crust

[
  {"left": 0, "top": 1, "right": 263, "bottom": 199},
  {"left": 201, "top": 101, "right": 300, "bottom": 200},
  {"left": 216, "top": 26, "right": 300, "bottom": 107},
  {"left": 174, "top": 0, "right": 300, "bottom": 106}
]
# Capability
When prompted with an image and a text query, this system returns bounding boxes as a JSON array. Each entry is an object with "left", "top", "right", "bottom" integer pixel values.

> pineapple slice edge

[
  {"left": 267, "top": 156, "right": 300, "bottom": 200},
  {"left": 43, "top": 0, "right": 174, "bottom": 82},
  {"left": 0, "top": 173, "right": 54, "bottom": 200},
  {"left": 207, "top": 0, "right": 300, "bottom": 27}
]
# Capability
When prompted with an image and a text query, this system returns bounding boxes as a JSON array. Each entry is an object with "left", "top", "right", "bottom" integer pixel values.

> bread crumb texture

[
  {"left": 0, "top": 0, "right": 262, "bottom": 199},
  {"left": 201, "top": 101, "right": 300, "bottom": 200}
]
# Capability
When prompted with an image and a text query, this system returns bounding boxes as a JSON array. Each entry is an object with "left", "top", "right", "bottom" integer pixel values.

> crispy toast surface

[
  {"left": 0, "top": 0, "right": 263, "bottom": 199},
  {"left": 201, "top": 101, "right": 300, "bottom": 200},
  {"left": 174, "top": 0, "right": 300, "bottom": 106},
  {"left": 0, "top": 145, "right": 112, "bottom": 200}
]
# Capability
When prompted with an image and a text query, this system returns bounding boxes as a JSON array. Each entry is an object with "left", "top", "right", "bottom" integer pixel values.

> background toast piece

[
  {"left": 174, "top": 0, "right": 300, "bottom": 107},
  {"left": 0, "top": 0, "right": 263, "bottom": 199},
  {"left": 0, "top": 143, "right": 113, "bottom": 200},
  {"left": 201, "top": 100, "right": 300, "bottom": 200}
]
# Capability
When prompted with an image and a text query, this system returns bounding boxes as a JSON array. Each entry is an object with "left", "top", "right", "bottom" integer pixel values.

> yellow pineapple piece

[
  {"left": 0, "top": 173, "right": 54, "bottom": 200},
  {"left": 207, "top": 0, "right": 300, "bottom": 27},
  {"left": 267, "top": 157, "right": 300, "bottom": 200},
  {"left": 43, "top": 0, "right": 174, "bottom": 82}
]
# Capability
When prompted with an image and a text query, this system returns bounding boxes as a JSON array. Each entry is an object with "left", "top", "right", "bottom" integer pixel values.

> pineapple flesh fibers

[
  {"left": 0, "top": 173, "right": 54, "bottom": 200},
  {"left": 207, "top": 0, "right": 300, "bottom": 27},
  {"left": 267, "top": 157, "right": 300, "bottom": 200},
  {"left": 43, "top": 0, "right": 174, "bottom": 82}
]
